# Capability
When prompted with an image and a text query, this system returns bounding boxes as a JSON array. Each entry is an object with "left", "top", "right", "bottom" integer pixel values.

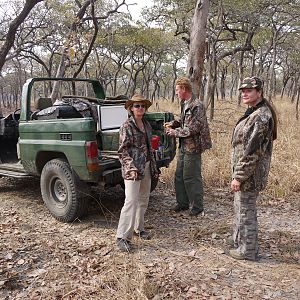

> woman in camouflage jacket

[
  {"left": 116, "top": 94, "right": 158, "bottom": 252},
  {"left": 229, "top": 77, "right": 277, "bottom": 261}
]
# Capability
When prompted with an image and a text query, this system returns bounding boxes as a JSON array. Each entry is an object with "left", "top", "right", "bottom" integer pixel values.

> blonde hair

[{"left": 175, "top": 77, "right": 192, "bottom": 92}]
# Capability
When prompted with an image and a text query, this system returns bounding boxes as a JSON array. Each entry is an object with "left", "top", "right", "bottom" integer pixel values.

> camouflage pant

[{"left": 232, "top": 190, "right": 259, "bottom": 260}]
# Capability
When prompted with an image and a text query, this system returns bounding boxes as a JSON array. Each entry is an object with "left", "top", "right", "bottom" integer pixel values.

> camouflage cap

[
  {"left": 239, "top": 77, "right": 263, "bottom": 90},
  {"left": 125, "top": 94, "right": 152, "bottom": 110}
]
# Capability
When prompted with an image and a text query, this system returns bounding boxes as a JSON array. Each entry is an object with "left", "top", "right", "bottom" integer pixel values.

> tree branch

[{"left": 0, "top": 0, "right": 44, "bottom": 73}]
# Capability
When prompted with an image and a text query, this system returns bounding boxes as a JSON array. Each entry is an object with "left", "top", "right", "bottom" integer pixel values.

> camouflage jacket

[
  {"left": 118, "top": 116, "right": 158, "bottom": 181},
  {"left": 171, "top": 97, "right": 212, "bottom": 154},
  {"left": 231, "top": 99, "right": 275, "bottom": 192}
]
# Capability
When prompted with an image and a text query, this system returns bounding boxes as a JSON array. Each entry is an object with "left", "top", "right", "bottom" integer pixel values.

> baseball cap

[{"left": 239, "top": 77, "right": 263, "bottom": 90}]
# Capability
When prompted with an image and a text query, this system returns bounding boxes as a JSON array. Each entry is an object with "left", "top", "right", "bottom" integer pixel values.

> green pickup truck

[{"left": 0, "top": 78, "right": 176, "bottom": 222}]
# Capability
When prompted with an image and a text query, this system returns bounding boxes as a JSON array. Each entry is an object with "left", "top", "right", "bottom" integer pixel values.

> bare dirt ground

[{"left": 0, "top": 177, "right": 299, "bottom": 300}]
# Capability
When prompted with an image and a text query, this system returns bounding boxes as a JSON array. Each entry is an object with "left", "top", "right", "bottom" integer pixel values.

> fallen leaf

[
  {"left": 188, "top": 286, "right": 198, "bottom": 293},
  {"left": 188, "top": 250, "right": 197, "bottom": 256},
  {"left": 5, "top": 253, "right": 13, "bottom": 260},
  {"left": 17, "top": 259, "right": 25, "bottom": 265},
  {"left": 28, "top": 269, "right": 47, "bottom": 277},
  {"left": 169, "top": 262, "right": 175, "bottom": 273},
  {"left": 0, "top": 280, "right": 6, "bottom": 287}
]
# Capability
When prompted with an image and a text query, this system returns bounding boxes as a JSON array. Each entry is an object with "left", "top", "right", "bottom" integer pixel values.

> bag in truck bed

[{"left": 35, "top": 98, "right": 97, "bottom": 120}]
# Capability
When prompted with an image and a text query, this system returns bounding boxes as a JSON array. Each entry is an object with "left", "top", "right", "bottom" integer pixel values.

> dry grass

[
  {"left": 1, "top": 98, "right": 299, "bottom": 300},
  {"left": 152, "top": 96, "right": 300, "bottom": 199}
]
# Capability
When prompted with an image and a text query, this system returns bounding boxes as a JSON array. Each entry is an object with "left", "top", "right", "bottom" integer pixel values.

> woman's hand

[
  {"left": 129, "top": 170, "right": 138, "bottom": 180},
  {"left": 231, "top": 179, "right": 241, "bottom": 192}
]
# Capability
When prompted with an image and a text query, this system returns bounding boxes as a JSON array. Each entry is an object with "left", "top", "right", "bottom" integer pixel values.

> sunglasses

[{"left": 133, "top": 104, "right": 146, "bottom": 109}]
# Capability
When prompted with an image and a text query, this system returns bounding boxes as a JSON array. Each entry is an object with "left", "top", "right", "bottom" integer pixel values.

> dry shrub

[
  {"left": 153, "top": 97, "right": 300, "bottom": 199},
  {"left": 159, "top": 155, "right": 177, "bottom": 190},
  {"left": 99, "top": 254, "right": 160, "bottom": 299},
  {"left": 269, "top": 100, "right": 300, "bottom": 197}
]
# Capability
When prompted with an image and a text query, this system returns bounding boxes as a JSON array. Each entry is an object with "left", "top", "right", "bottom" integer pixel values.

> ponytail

[{"left": 265, "top": 100, "right": 278, "bottom": 140}]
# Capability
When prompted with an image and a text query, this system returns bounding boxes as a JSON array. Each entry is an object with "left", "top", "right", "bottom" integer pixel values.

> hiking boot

[
  {"left": 228, "top": 249, "right": 245, "bottom": 260},
  {"left": 135, "top": 231, "right": 151, "bottom": 240},
  {"left": 189, "top": 207, "right": 203, "bottom": 216},
  {"left": 228, "top": 249, "right": 258, "bottom": 261},
  {"left": 173, "top": 205, "right": 189, "bottom": 212},
  {"left": 116, "top": 238, "right": 131, "bottom": 252}
]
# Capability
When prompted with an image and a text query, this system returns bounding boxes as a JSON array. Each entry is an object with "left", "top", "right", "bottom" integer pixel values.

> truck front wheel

[{"left": 40, "top": 159, "right": 85, "bottom": 222}]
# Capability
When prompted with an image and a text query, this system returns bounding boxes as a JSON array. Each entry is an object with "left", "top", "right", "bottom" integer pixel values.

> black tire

[
  {"left": 119, "top": 176, "right": 159, "bottom": 193},
  {"left": 40, "top": 159, "right": 86, "bottom": 222}
]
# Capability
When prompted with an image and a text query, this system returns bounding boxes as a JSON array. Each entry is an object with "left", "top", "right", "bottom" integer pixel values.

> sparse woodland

[
  {"left": 0, "top": 1, "right": 299, "bottom": 299},
  {"left": 0, "top": 0, "right": 299, "bottom": 110}
]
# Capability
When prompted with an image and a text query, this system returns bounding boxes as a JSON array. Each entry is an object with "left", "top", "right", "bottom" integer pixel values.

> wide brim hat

[
  {"left": 239, "top": 77, "right": 263, "bottom": 90},
  {"left": 125, "top": 94, "right": 152, "bottom": 110}
]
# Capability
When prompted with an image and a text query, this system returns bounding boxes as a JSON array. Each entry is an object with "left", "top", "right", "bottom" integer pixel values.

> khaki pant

[
  {"left": 116, "top": 162, "right": 151, "bottom": 241},
  {"left": 233, "top": 190, "right": 259, "bottom": 260}
]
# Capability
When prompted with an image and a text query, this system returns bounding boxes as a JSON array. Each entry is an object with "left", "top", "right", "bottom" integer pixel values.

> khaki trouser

[
  {"left": 116, "top": 162, "right": 151, "bottom": 241},
  {"left": 233, "top": 190, "right": 259, "bottom": 260}
]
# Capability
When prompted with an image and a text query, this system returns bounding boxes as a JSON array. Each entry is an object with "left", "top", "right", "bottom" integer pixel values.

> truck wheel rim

[{"left": 51, "top": 177, "right": 67, "bottom": 204}]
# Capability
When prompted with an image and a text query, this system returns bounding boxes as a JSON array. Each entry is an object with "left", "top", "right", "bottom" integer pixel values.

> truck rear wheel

[{"left": 40, "top": 158, "right": 86, "bottom": 222}]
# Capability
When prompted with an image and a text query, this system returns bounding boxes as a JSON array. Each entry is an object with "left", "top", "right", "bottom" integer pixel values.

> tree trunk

[
  {"left": 171, "top": 59, "right": 179, "bottom": 102},
  {"left": 250, "top": 49, "right": 256, "bottom": 76},
  {"left": 237, "top": 51, "right": 245, "bottom": 105},
  {"left": 296, "top": 85, "right": 299, "bottom": 120},
  {"left": 187, "top": 0, "right": 210, "bottom": 98},
  {"left": 229, "top": 75, "right": 237, "bottom": 100},
  {"left": 288, "top": 78, "right": 294, "bottom": 99},
  {"left": 280, "top": 76, "right": 290, "bottom": 99},
  {"left": 291, "top": 76, "right": 299, "bottom": 103},
  {"left": 220, "top": 67, "right": 227, "bottom": 100},
  {"left": 268, "top": 27, "right": 278, "bottom": 103},
  {"left": 204, "top": 41, "right": 217, "bottom": 113},
  {"left": 51, "top": 0, "right": 93, "bottom": 100}
]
